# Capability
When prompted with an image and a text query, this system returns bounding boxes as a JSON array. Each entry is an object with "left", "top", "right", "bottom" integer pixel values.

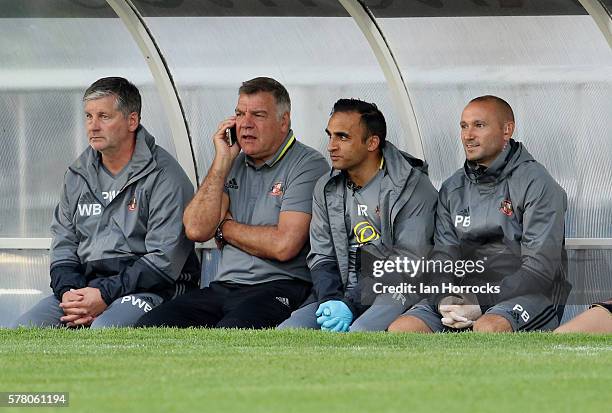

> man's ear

[
  {"left": 281, "top": 111, "right": 290, "bottom": 133},
  {"left": 367, "top": 135, "right": 380, "bottom": 152},
  {"left": 128, "top": 112, "right": 139, "bottom": 133},
  {"left": 503, "top": 121, "right": 515, "bottom": 141}
]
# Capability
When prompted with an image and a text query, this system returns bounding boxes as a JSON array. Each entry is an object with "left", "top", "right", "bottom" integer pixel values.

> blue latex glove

[
  {"left": 320, "top": 317, "right": 351, "bottom": 332},
  {"left": 315, "top": 300, "right": 353, "bottom": 332}
]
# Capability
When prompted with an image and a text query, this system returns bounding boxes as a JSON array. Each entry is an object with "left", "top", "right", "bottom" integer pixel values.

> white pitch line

[{"left": 0, "top": 289, "right": 43, "bottom": 295}]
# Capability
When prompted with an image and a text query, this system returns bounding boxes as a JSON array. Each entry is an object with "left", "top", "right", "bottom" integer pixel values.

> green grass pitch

[{"left": 1, "top": 329, "right": 610, "bottom": 412}]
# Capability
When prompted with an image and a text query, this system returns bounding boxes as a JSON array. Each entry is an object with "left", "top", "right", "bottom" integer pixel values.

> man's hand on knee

[
  {"left": 60, "top": 314, "right": 95, "bottom": 327},
  {"left": 439, "top": 304, "right": 482, "bottom": 329},
  {"left": 60, "top": 287, "right": 107, "bottom": 327},
  {"left": 316, "top": 300, "right": 352, "bottom": 332},
  {"left": 61, "top": 289, "right": 84, "bottom": 304},
  {"left": 438, "top": 295, "right": 482, "bottom": 329},
  {"left": 319, "top": 317, "right": 350, "bottom": 332}
]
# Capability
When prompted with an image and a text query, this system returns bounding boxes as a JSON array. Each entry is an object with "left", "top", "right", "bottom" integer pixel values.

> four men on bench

[{"left": 13, "top": 80, "right": 577, "bottom": 332}]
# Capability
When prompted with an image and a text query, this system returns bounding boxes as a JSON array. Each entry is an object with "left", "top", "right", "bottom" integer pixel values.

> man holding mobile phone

[
  {"left": 136, "top": 77, "right": 328, "bottom": 328},
  {"left": 225, "top": 125, "right": 236, "bottom": 147}
]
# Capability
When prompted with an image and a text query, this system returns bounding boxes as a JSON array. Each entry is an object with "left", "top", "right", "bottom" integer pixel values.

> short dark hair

[
  {"left": 83, "top": 77, "right": 142, "bottom": 119},
  {"left": 239, "top": 77, "right": 291, "bottom": 119},
  {"left": 331, "top": 98, "right": 387, "bottom": 149},
  {"left": 469, "top": 95, "right": 515, "bottom": 123}
]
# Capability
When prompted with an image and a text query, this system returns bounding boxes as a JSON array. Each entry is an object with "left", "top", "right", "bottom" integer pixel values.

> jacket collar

[
  {"left": 322, "top": 142, "right": 428, "bottom": 247},
  {"left": 323, "top": 141, "right": 425, "bottom": 192},
  {"left": 463, "top": 139, "right": 519, "bottom": 183},
  {"left": 69, "top": 125, "right": 157, "bottom": 193}
]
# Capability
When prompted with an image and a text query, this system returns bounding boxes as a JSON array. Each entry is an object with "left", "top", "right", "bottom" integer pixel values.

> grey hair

[
  {"left": 239, "top": 77, "right": 291, "bottom": 120},
  {"left": 83, "top": 77, "right": 141, "bottom": 119}
]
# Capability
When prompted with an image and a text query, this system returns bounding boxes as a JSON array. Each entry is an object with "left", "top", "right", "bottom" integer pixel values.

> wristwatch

[{"left": 215, "top": 218, "right": 233, "bottom": 246}]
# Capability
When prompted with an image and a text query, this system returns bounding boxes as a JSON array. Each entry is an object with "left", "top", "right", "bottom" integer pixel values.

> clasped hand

[
  {"left": 438, "top": 294, "right": 482, "bottom": 329},
  {"left": 60, "top": 287, "right": 107, "bottom": 327},
  {"left": 315, "top": 300, "right": 353, "bottom": 332}
]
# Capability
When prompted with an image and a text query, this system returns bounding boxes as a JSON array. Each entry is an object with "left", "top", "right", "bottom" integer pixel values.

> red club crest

[
  {"left": 127, "top": 196, "right": 137, "bottom": 211},
  {"left": 500, "top": 199, "right": 513, "bottom": 217},
  {"left": 269, "top": 182, "right": 283, "bottom": 196}
]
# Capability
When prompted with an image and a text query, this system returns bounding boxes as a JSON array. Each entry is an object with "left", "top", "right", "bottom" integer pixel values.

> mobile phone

[{"left": 225, "top": 126, "right": 236, "bottom": 146}]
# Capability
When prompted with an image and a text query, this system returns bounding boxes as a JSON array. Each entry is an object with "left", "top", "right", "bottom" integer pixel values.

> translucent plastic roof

[{"left": 0, "top": 0, "right": 594, "bottom": 17}]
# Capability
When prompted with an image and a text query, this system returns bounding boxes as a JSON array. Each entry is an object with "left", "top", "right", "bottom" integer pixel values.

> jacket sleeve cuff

[
  {"left": 55, "top": 287, "right": 73, "bottom": 302},
  {"left": 50, "top": 263, "right": 86, "bottom": 301},
  {"left": 88, "top": 276, "right": 120, "bottom": 305},
  {"left": 341, "top": 298, "right": 358, "bottom": 316},
  {"left": 311, "top": 260, "right": 345, "bottom": 304}
]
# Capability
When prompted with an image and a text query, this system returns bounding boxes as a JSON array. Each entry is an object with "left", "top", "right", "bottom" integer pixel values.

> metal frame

[
  {"left": 0, "top": 238, "right": 52, "bottom": 250},
  {"left": 565, "top": 238, "right": 612, "bottom": 250},
  {"left": 578, "top": 0, "right": 612, "bottom": 49},
  {"left": 337, "top": 0, "right": 425, "bottom": 160},
  {"left": 106, "top": 0, "right": 199, "bottom": 187}
]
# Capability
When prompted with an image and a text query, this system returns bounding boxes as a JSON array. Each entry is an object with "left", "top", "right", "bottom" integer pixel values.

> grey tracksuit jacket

[
  {"left": 429, "top": 139, "right": 571, "bottom": 307},
  {"left": 49, "top": 125, "right": 200, "bottom": 305},
  {"left": 308, "top": 142, "right": 438, "bottom": 314}
]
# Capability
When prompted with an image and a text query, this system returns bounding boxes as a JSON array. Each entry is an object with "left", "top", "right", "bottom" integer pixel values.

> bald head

[{"left": 468, "top": 95, "right": 514, "bottom": 125}]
